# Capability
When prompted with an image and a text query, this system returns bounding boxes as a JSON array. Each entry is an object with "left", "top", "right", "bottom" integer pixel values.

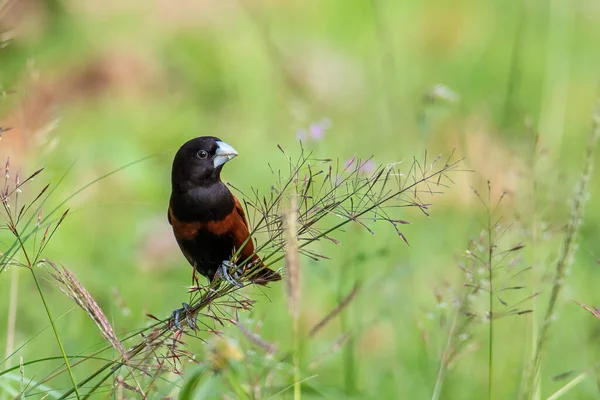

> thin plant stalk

[
  {"left": 293, "top": 291, "right": 301, "bottom": 400},
  {"left": 431, "top": 288, "right": 470, "bottom": 400},
  {"left": 1, "top": 155, "right": 157, "bottom": 274},
  {"left": 284, "top": 196, "right": 301, "bottom": 400},
  {"left": 431, "top": 323, "right": 453, "bottom": 400},
  {"left": 4, "top": 266, "right": 19, "bottom": 368},
  {"left": 1, "top": 172, "right": 81, "bottom": 399},
  {"left": 30, "top": 268, "right": 80, "bottom": 399},
  {"left": 20, "top": 318, "right": 162, "bottom": 396},
  {"left": 527, "top": 131, "right": 541, "bottom": 394},
  {"left": 340, "top": 276, "right": 356, "bottom": 395},
  {"left": 546, "top": 372, "right": 587, "bottom": 400}
]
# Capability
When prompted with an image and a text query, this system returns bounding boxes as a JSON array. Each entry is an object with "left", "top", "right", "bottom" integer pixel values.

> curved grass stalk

[
  {"left": 29, "top": 268, "right": 80, "bottom": 399},
  {"left": 546, "top": 372, "right": 586, "bottom": 400}
]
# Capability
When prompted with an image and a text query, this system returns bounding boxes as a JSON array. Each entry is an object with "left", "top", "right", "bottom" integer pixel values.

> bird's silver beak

[{"left": 214, "top": 141, "right": 238, "bottom": 168}]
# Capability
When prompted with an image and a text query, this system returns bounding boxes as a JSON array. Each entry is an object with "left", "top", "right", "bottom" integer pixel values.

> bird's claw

[
  {"left": 170, "top": 302, "right": 198, "bottom": 331},
  {"left": 216, "top": 260, "right": 243, "bottom": 287}
]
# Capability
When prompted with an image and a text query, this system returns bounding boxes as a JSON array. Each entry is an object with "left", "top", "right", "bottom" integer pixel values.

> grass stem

[
  {"left": 30, "top": 268, "right": 80, "bottom": 399},
  {"left": 4, "top": 266, "right": 19, "bottom": 368}
]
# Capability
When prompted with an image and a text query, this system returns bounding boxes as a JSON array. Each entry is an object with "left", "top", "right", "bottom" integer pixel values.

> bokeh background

[{"left": 1, "top": 0, "right": 600, "bottom": 398}]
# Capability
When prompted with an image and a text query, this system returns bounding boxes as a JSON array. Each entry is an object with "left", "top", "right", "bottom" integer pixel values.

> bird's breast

[{"left": 169, "top": 207, "right": 238, "bottom": 242}]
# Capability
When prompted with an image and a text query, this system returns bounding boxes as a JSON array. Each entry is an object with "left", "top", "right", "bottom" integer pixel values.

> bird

[{"left": 168, "top": 137, "right": 281, "bottom": 328}]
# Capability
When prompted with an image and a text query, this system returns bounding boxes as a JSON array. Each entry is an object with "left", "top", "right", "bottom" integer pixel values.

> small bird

[{"left": 168, "top": 137, "right": 281, "bottom": 327}]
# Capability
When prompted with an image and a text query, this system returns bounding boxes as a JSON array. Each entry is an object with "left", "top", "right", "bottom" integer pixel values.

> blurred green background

[{"left": 1, "top": 0, "right": 600, "bottom": 398}]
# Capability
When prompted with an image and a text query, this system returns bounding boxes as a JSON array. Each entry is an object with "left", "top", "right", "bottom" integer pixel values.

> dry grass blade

[
  {"left": 282, "top": 194, "right": 302, "bottom": 400},
  {"left": 573, "top": 300, "right": 600, "bottom": 320},
  {"left": 47, "top": 261, "right": 147, "bottom": 399},
  {"left": 309, "top": 283, "right": 360, "bottom": 337}
]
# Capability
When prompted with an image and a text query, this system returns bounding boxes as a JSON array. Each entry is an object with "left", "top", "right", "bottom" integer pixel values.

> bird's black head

[{"left": 171, "top": 136, "right": 238, "bottom": 192}]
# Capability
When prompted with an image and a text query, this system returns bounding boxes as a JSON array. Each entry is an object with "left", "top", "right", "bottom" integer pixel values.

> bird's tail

[{"left": 246, "top": 256, "right": 282, "bottom": 285}]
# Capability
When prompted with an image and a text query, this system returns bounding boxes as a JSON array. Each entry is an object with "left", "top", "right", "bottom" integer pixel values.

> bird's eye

[{"left": 197, "top": 150, "right": 208, "bottom": 159}]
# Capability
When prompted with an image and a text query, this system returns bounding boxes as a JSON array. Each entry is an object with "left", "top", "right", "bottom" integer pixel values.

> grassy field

[{"left": 1, "top": 0, "right": 600, "bottom": 398}]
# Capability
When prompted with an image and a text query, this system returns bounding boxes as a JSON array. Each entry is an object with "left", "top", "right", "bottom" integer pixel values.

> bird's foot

[
  {"left": 170, "top": 302, "right": 198, "bottom": 331},
  {"left": 215, "top": 260, "right": 243, "bottom": 287}
]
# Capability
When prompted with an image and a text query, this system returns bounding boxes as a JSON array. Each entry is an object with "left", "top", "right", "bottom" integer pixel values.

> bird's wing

[
  {"left": 233, "top": 196, "right": 249, "bottom": 228},
  {"left": 231, "top": 196, "right": 255, "bottom": 261},
  {"left": 231, "top": 195, "right": 281, "bottom": 284}
]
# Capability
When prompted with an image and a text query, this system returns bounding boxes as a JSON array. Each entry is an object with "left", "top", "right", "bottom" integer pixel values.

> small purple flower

[
  {"left": 296, "top": 118, "right": 331, "bottom": 141},
  {"left": 309, "top": 122, "right": 325, "bottom": 140}
]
